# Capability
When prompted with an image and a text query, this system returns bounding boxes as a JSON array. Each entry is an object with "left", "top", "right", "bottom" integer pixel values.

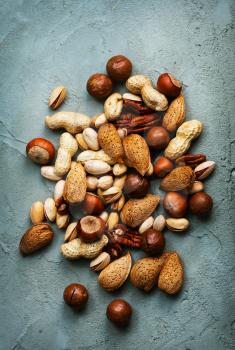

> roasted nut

[
  {"left": 63, "top": 283, "right": 88, "bottom": 310},
  {"left": 141, "top": 81, "right": 168, "bottom": 111},
  {"left": 176, "top": 153, "right": 206, "bottom": 168},
  {"left": 90, "top": 252, "right": 111, "bottom": 271},
  {"left": 94, "top": 113, "right": 107, "bottom": 128},
  {"left": 146, "top": 163, "right": 154, "bottom": 176},
  {"left": 54, "top": 180, "right": 65, "bottom": 207},
  {"left": 64, "top": 222, "right": 78, "bottom": 242},
  {"left": 188, "top": 181, "right": 204, "bottom": 194},
  {"left": 77, "top": 149, "right": 115, "bottom": 165},
  {"left": 107, "top": 212, "right": 119, "bottom": 230},
  {"left": 111, "top": 194, "right": 125, "bottom": 211},
  {"left": 113, "top": 163, "right": 127, "bottom": 176},
  {"left": 194, "top": 161, "right": 216, "bottom": 180},
  {"left": 106, "top": 55, "right": 132, "bottom": 82},
  {"left": 87, "top": 73, "right": 112, "bottom": 99},
  {"left": 189, "top": 192, "right": 213, "bottom": 217},
  {"left": 126, "top": 75, "right": 151, "bottom": 95},
  {"left": 104, "top": 93, "right": 123, "bottom": 121},
  {"left": 154, "top": 157, "right": 174, "bottom": 178},
  {"left": 99, "top": 211, "right": 109, "bottom": 222},
  {"left": 106, "top": 299, "right": 132, "bottom": 326},
  {"left": 63, "top": 163, "right": 87, "bottom": 204},
  {"left": 97, "top": 175, "right": 113, "bottom": 190},
  {"left": 138, "top": 216, "right": 154, "bottom": 234},
  {"left": 82, "top": 193, "right": 104, "bottom": 215},
  {"left": 56, "top": 212, "right": 70, "bottom": 229},
  {"left": 124, "top": 173, "right": 150, "bottom": 198},
  {"left": 122, "top": 92, "right": 142, "bottom": 102},
  {"left": 160, "top": 166, "right": 195, "bottom": 192},
  {"left": 99, "top": 186, "right": 122, "bottom": 204},
  {"left": 45, "top": 112, "right": 90, "bottom": 134},
  {"left": 75, "top": 133, "right": 89, "bottom": 151},
  {"left": 146, "top": 127, "right": 170, "bottom": 150},
  {"left": 48, "top": 85, "right": 67, "bottom": 109},
  {"left": 162, "top": 95, "right": 185, "bottom": 132},
  {"left": 153, "top": 215, "right": 166, "bottom": 232},
  {"left": 166, "top": 218, "right": 190, "bottom": 232},
  {"left": 113, "top": 175, "right": 127, "bottom": 190},
  {"left": 157, "top": 73, "right": 182, "bottom": 97},
  {"left": 141, "top": 229, "right": 165, "bottom": 256},
  {"left": 83, "top": 128, "right": 100, "bottom": 151},
  {"left": 26, "top": 138, "right": 55, "bottom": 165},
  {"left": 19, "top": 223, "right": 54, "bottom": 255},
  {"left": 44, "top": 198, "right": 57, "bottom": 222},
  {"left": 158, "top": 252, "right": 184, "bottom": 294},
  {"left": 30, "top": 201, "right": 44, "bottom": 224},
  {"left": 86, "top": 176, "right": 98, "bottom": 191},
  {"left": 84, "top": 160, "right": 111, "bottom": 175},
  {"left": 163, "top": 192, "right": 188, "bottom": 218},
  {"left": 55, "top": 132, "right": 78, "bottom": 176},
  {"left": 78, "top": 216, "right": 105, "bottom": 242},
  {"left": 98, "top": 123, "right": 124, "bottom": 163},
  {"left": 41, "top": 166, "right": 63, "bottom": 181}
]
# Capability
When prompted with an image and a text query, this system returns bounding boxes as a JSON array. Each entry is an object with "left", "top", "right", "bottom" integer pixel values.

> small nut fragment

[
  {"left": 107, "top": 212, "right": 119, "bottom": 230},
  {"left": 41, "top": 166, "right": 63, "bottom": 181},
  {"left": 146, "top": 163, "right": 154, "bottom": 176},
  {"left": 86, "top": 176, "right": 98, "bottom": 191},
  {"left": 188, "top": 181, "right": 204, "bottom": 194},
  {"left": 126, "top": 75, "right": 151, "bottom": 95},
  {"left": 94, "top": 113, "right": 108, "bottom": 128},
  {"left": 113, "top": 175, "right": 127, "bottom": 190},
  {"left": 104, "top": 93, "right": 123, "bottom": 121},
  {"left": 113, "top": 163, "right": 127, "bottom": 176},
  {"left": 99, "top": 211, "right": 109, "bottom": 222},
  {"left": 111, "top": 194, "right": 125, "bottom": 211},
  {"left": 117, "top": 128, "right": 128, "bottom": 139},
  {"left": 90, "top": 252, "right": 111, "bottom": 271},
  {"left": 44, "top": 198, "right": 57, "bottom": 222},
  {"left": 97, "top": 175, "right": 113, "bottom": 190},
  {"left": 64, "top": 222, "right": 78, "bottom": 242},
  {"left": 194, "top": 161, "right": 216, "bottom": 180},
  {"left": 84, "top": 160, "right": 111, "bottom": 176},
  {"left": 166, "top": 218, "right": 190, "bottom": 232},
  {"left": 30, "top": 201, "right": 44, "bottom": 224},
  {"left": 48, "top": 85, "right": 67, "bottom": 109},
  {"left": 83, "top": 128, "right": 100, "bottom": 151},
  {"left": 75, "top": 133, "right": 89, "bottom": 151},
  {"left": 99, "top": 186, "right": 122, "bottom": 204},
  {"left": 153, "top": 215, "right": 166, "bottom": 232},
  {"left": 54, "top": 180, "right": 65, "bottom": 207},
  {"left": 56, "top": 212, "right": 70, "bottom": 229},
  {"left": 138, "top": 216, "right": 154, "bottom": 234}
]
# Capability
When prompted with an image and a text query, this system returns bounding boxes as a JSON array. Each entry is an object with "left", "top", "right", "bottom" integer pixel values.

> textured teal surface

[{"left": 0, "top": 1, "right": 235, "bottom": 349}]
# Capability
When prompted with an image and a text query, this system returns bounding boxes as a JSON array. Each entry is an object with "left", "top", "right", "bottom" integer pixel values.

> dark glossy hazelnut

[
  {"left": 78, "top": 216, "right": 105, "bottom": 242},
  {"left": 63, "top": 283, "right": 88, "bottom": 310},
  {"left": 86, "top": 73, "right": 113, "bottom": 99},
  {"left": 123, "top": 173, "right": 150, "bottom": 198},
  {"left": 154, "top": 156, "right": 174, "bottom": 178},
  {"left": 163, "top": 192, "right": 188, "bottom": 218},
  {"left": 157, "top": 73, "right": 182, "bottom": 97},
  {"left": 82, "top": 193, "right": 104, "bottom": 215},
  {"left": 106, "top": 55, "right": 132, "bottom": 82},
  {"left": 141, "top": 229, "right": 165, "bottom": 256},
  {"left": 26, "top": 138, "right": 55, "bottom": 165},
  {"left": 106, "top": 299, "right": 132, "bottom": 326},
  {"left": 189, "top": 192, "right": 213, "bottom": 217},
  {"left": 146, "top": 127, "right": 170, "bottom": 150}
]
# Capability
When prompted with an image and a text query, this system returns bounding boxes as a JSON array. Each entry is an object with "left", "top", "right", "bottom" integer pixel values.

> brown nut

[
  {"left": 163, "top": 192, "right": 187, "bottom": 218},
  {"left": 123, "top": 172, "right": 150, "bottom": 198},
  {"left": 189, "top": 192, "right": 213, "bottom": 217},
  {"left": 86, "top": 73, "right": 112, "bottom": 99},
  {"left": 26, "top": 138, "right": 55, "bottom": 165},
  {"left": 82, "top": 193, "right": 104, "bottom": 216},
  {"left": 146, "top": 127, "right": 170, "bottom": 150},
  {"left": 157, "top": 73, "right": 182, "bottom": 97},
  {"left": 141, "top": 229, "right": 165, "bottom": 256},
  {"left": 78, "top": 216, "right": 105, "bottom": 243},
  {"left": 106, "top": 299, "right": 132, "bottom": 326},
  {"left": 176, "top": 153, "right": 206, "bottom": 168},
  {"left": 154, "top": 157, "right": 174, "bottom": 178},
  {"left": 63, "top": 283, "right": 88, "bottom": 310},
  {"left": 194, "top": 161, "right": 216, "bottom": 180},
  {"left": 106, "top": 55, "right": 132, "bottom": 82}
]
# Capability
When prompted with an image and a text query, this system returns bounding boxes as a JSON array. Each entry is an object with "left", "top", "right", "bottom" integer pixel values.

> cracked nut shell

[
  {"left": 63, "top": 283, "right": 88, "bottom": 310},
  {"left": 26, "top": 138, "right": 55, "bottom": 165}
]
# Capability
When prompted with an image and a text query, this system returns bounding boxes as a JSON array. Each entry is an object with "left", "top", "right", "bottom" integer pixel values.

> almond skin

[
  {"left": 98, "top": 123, "right": 124, "bottom": 163},
  {"left": 160, "top": 166, "right": 195, "bottom": 191},
  {"left": 158, "top": 252, "right": 184, "bottom": 294},
  {"left": 98, "top": 252, "right": 132, "bottom": 292},
  {"left": 162, "top": 94, "right": 185, "bottom": 132},
  {"left": 63, "top": 162, "right": 87, "bottom": 204},
  {"left": 19, "top": 223, "right": 54, "bottom": 256},
  {"left": 121, "top": 194, "right": 160, "bottom": 228},
  {"left": 123, "top": 134, "right": 150, "bottom": 176}
]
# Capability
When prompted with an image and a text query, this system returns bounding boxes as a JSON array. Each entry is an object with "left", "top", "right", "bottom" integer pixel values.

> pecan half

[
  {"left": 114, "top": 113, "right": 161, "bottom": 134},
  {"left": 123, "top": 99, "right": 153, "bottom": 115},
  {"left": 175, "top": 153, "right": 206, "bottom": 168},
  {"left": 109, "top": 225, "right": 142, "bottom": 249},
  {"left": 105, "top": 232, "right": 123, "bottom": 260}
]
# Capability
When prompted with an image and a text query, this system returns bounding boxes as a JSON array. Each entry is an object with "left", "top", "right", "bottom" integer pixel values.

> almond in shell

[
  {"left": 19, "top": 223, "right": 54, "bottom": 255},
  {"left": 158, "top": 252, "right": 184, "bottom": 294},
  {"left": 98, "top": 252, "right": 132, "bottom": 291},
  {"left": 98, "top": 123, "right": 124, "bottom": 163},
  {"left": 63, "top": 162, "right": 87, "bottom": 204},
  {"left": 162, "top": 94, "right": 185, "bottom": 132},
  {"left": 160, "top": 166, "right": 195, "bottom": 191}
]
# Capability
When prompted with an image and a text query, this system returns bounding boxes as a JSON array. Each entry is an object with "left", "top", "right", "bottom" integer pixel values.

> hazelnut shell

[
  {"left": 157, "top": 73, "right": 182, "bottom": 97},
  {"left": 26, "top": 138, "right": 55, "bottom": 165}
]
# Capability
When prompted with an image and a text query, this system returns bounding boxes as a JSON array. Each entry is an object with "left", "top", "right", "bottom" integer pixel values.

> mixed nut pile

[{"left": 19, "top": 55, "right": 215, "bottom": 326}]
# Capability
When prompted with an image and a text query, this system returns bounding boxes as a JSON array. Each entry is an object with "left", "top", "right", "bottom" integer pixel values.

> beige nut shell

[
  {"left": 63, "top": 162, "right": 87, "bottom": 204},
  {"left": 158, "top": 252, "right": 184, "bottom": 294},
  {"left": 98, "top": 123, "right": 124, "bottom": 163},
  {"left": 160, "top": 166, "right": 195, "bottom": 191}
]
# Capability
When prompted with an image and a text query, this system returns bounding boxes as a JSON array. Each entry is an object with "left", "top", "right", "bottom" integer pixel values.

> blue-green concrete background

[{"left": 0, "top": 1, "right": 235, "bottom": 349}]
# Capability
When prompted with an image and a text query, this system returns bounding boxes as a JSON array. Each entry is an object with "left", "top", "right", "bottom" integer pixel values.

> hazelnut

[
  {"left": 123, "top": 173, "right": 150, "bottom": 198},
  {"left": 106, "top": 299, "right": 132, "bottom": 326},
  {"left": 154, "top": 156, "right": 174, "bottom": 178},
  {"left": 141, "top": 229, "right": 165, "bottom": 256},
  {"left": 78, "top": 216, "right": 105, "bottom": 242},
  {"left": 63, "top": 283, "right": 88, "bottom": 310},
  {"left": 106, "top": 55, "right": 132, "bottom": 82},
  {"left": 189, "top": 192, "right": 213, "bottom": 217},
  {"left": 157, "top": 73, "right": 182, "bottom": 97},
  {"left": 82, "top": 193, "right": 104, "bottom": 215},
  {"left": 26, "top": 138, "right": 55, "bottom": 165},
  {"left": 163, "top": 192, "right": 187, "bottom": 218},
  {"left": 86, "top": 73, "right": 112, "bottom": 99},
  {"left": 146, "top": 127, "right": 170, "bottom": 150}
]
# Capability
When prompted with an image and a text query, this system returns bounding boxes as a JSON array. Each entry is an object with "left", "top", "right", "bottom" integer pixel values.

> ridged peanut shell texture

[
  {"left": 63, "top": 163, "right": 87, "bottom": 204},
  {"left": 123, "top": 134, "right": 150, "bottom": 176},
  {"left": 98, "top": 252, "right": 132, "bottom": 292},
  {"left": 158, "top": 252, "right": 184, "bottom": 294},
  {"left": 20, "top": 223, "right": 54, "bottom": 255},
  {"left": 160, "top": 166, "right": 195, "bottom": 191},
  {"left": 162, "top": 95, "right": 185, "bottom": 132},
  {"left": 98, "top": 123, "right": 124, "bottom": 163},
  {"left": 121, "top": 194, "right": 160, "bottom": 228}
]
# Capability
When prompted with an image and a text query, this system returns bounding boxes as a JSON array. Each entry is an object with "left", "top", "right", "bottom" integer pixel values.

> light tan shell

[
  {"left": 63, "top": 162, "right": 87, "bottom": 204},
  {"left": 160, "top": 166, "right": 195, "bottom": 191},
  {"left": 104, "top": 93, "right": 123, "bottom": 121},
  {"left": 48, "top": 85, "right": 67, "bottom": 109},
  {"left": 123, "top": 134, "right": 150, "bottom": 176},
  {"left": 141, "top": 82, "right": 168, "bottom": 111},
  {"left": 126, "top": 75, "right": 151, "bottom": 95},
  {"left": 98, "top": 252, "right": 132, "bottom": 291},
  {"left": 61, "top": 235, "right": 108, "bottom": 259},
  {"left": 45, "top": 111, "right": 90, "bottom": 134},
  {"left": 162, "top": 95, "right": 185, "bottom": 132},
  {"left": 158, "top": 252, "right": 184, "bottom": 294},
  {"left": 98, "top": 123, "right": 124, "bottom": 163},
  {"left": 121, "top": 194, "right": 160, "bottom": 228},
  {"left": 77, "top": 149, "right": 115, "bottom": 165}
]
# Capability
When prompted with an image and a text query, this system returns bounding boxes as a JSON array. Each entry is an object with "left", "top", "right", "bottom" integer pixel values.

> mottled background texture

[{"left": 0, "top": 0, "right": 234, "bottom": 349}]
